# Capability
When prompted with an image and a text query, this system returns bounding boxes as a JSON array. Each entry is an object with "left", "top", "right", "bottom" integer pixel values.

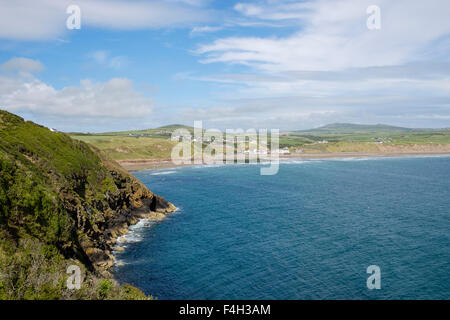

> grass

[
  {"left": 283, "top": 130, "right": 450, "bottom": 152},
  {"left": 70, "top": 135, "right": 177, "bottom": 160},
  {"left": 69, "top": 123, "right": 450, "bottom": 161}
]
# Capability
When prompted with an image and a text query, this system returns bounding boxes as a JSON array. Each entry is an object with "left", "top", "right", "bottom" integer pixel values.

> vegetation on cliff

[{"left": 0, "top": 110, "right": 175, "bottom": 299}]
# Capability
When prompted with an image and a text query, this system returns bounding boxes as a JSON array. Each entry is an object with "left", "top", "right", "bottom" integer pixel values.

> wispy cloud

[
  {"left": 0, "top": 0, "right": 214, "bottom": 41},
  {"left": 190, "top": 26, "right": 223, "bottom": 37},
  {"left": 87, "top": 50, "right": 129, "bottom": 70},
  {"left": 172, "top": 93, "right": 450, "bottom": 130},
  {"left": 234, "top": 1, "right": 312, "bottom": 21},
  {"left": 197, "top": 0, "right": 450, "bottom": 71},
  {"left": 0, "top": 57, "right": 45, "bottom": 73},
  {"left": 180, "top": 0, "right": 450, "bottom": 129}
]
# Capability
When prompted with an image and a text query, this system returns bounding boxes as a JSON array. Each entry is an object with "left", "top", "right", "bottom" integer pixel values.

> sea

[{"left": 113, "top": 156, "right": 450, "bottom": 299}]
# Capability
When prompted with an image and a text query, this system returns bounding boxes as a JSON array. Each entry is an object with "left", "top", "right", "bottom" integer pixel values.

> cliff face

[{"left": 0, "top": 110, "right": 175, "bottom": 299}]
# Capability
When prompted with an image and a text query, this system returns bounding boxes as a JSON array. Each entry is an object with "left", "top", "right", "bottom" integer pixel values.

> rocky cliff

[{"left": 0, "top": 110, "right": 175, "bottom": 299}]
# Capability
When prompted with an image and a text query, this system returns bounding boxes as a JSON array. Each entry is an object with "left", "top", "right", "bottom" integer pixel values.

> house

[
  {"left": 270, "top": 147, "right": 290, "bottom": 154},
  {"left": 252, "top": 149, "right": 267, "bottom": 155}
]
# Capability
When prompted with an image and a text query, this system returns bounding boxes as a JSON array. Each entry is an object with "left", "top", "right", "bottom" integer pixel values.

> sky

[{"left": 0, "top": 0, "right": 449, "bottom": 132}]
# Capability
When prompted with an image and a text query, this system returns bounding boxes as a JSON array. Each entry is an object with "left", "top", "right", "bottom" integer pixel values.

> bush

[{"left": 98, "top": 279, "right": 114, "bottom": 299}]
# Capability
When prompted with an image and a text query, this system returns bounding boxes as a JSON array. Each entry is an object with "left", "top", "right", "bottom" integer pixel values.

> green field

[
  {"left": 69, "top": 135, "right": 177, "bottom": 160},
  {"left": 281, "top": 124, "right": 450, "bottom": 152},
  {"left": 70, "top": 123, "right": 450, "bottom": 160}
]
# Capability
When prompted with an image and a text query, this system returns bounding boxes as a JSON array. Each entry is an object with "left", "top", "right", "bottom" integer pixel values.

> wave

[
  {"left": 150, "top": 170, "right": 177, "bottom": 175},
  {"left": 190, "top": 163, "right": 227, "bottom": 169},
  {"left": 114, "top": 209, "right": 181, "bottom": 260},
  {"left": 327, "top": 157, "right": 372, "bottom": 162},
  {"left": 281, "top": 159, "right": 311, "bottom": 165},
  {"left": 115, "top": 219, "right": 155, "bottom": 246}
]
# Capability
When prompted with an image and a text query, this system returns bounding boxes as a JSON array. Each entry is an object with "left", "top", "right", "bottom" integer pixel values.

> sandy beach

[{"left": 117, "top": 151, "right": 450, "bottom": 171}]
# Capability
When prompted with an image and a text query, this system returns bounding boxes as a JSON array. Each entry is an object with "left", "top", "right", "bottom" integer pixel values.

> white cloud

[
  {"left": 0, "top": 59, "right": 153, "bottom": 122},
  {"left": 198, "top": 0, "right": 450, "bottom": 72},
  {"left": 172, "top": 92, "right": 450, "bottom": 130},
  {"left": 234, "top": 3, "right": 264, "bottom": 17},
  {"left": 190, "top": 26, "right": 223, "bottom": 36},
  {"left": 182, "top": 0, "right": 450, "bottom": 129},
  {"left": 89, "top": 51, "right": 109, "bottom": 65},
  {"left": 0, "top": 57, "right": 45, "bottom": 73},
  {"left": 167, "top": 0, "right": 211, "bottom": 7},
  {"left": 177, "top": 60, "right": 450, "bottom": 99},
  {"left": 0, "top": 0, "right": 213, "bottom": 41},
  {"left": 234, "top": 1, "right": 311, "bottom": 21},
  {"left": 87, "top": 50, "right": 129, "bottom": 70}
]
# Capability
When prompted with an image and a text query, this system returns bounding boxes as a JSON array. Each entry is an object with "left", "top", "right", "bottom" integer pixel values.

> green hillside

[
  {"left": 69, "top": 135, "right": 177, "bottom": 160},
  {"left": 297, "top": 123, "right": 416, "bottom": 134},
  {"left": 0, "top": 110, "right": 175, "bottom": 299},
  {"left": 74, "top": 124, "right": 196, "bottom": 140},
  {"left": 279, "top": 123, "right": 450, "bottom": 151},
  {"left": 156, "top": 124, "right": 193, "bottom": 131}
]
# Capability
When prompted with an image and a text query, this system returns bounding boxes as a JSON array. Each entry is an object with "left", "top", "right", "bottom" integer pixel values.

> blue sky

[{"left": 0, "top": 0, "right": 449, "bottom": 132}]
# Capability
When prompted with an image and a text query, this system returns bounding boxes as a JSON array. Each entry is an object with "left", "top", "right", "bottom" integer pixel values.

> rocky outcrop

[
  {"left": 0, "top": 110, "right": 176, "bottom": 280},
  {"left": 84, "top": 180, "right": 177, "bottom": 275},
  {"left": 63, "top": 160, "right": 177, "bottom": 276}
]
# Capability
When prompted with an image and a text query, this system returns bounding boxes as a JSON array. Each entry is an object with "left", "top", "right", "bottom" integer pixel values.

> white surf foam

[{"left": 150, "top": 170, "right": 177, "bottom": 175}]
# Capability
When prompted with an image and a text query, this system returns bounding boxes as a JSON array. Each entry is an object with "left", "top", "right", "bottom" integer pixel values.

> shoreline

[
  {"left": 104, "top": 196, "right": 177, "bottom": 273},
  {"left": 117, "top": 151, "right": 450, "bottom": 171},
  {"left": 112, "top": 209, "right": 178, "bottom": 268}
]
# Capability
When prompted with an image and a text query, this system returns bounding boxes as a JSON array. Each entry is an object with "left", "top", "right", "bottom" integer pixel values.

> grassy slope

[
  {"left": 0, "top": 111, "right": 166, "bottom": 300},
  {"left": 72, "top": 124, "right": 195, "bottom": 139},
  {"left": 296, "top": 123, "right": 416, "bottom": 134},
  {"left": 69, "top": 123, "right": 450, "bottom": 161},
  {"left": 69, "top": 124, "right": 193, "bottom": 160},
  {"left": 70, "top": 135, "right": 177, "bottom": 160},
  {"left": 283, "top": 124, "right": 450, "bottom": 153}
]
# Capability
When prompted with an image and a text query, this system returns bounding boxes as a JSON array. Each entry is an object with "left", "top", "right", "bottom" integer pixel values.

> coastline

[
  {"left": 108, "top": 198, "right": 178, "bottom": 266},
  {"left": 112, "top": 209, "right": 178, "bottom": 267},
  {"left": 117, "top": 158, "right": 190, "bottom": 171},
  {"left": 117, "top": 151, "right": 450, "bottom": 171}
]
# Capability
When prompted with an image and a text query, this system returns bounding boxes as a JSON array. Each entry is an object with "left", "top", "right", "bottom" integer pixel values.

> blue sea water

[{"left": 114, "top": 156, "right": 450, "bottom": 299}]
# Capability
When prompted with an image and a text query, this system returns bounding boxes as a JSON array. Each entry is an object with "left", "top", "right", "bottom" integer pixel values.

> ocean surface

[{"left": 113, "top": 156, "right": 450, "bottom": 299}]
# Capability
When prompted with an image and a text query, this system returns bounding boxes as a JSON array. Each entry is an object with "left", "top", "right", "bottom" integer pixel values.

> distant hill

[
  {"left": 76, "top": 124, "right": 195, "bottom": 137},
  {"left": 156, "top": 124, "right": 193, "bottom": 130},
  {"left": 297, "top": 123, "right": 417, "bottom": 134}
]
